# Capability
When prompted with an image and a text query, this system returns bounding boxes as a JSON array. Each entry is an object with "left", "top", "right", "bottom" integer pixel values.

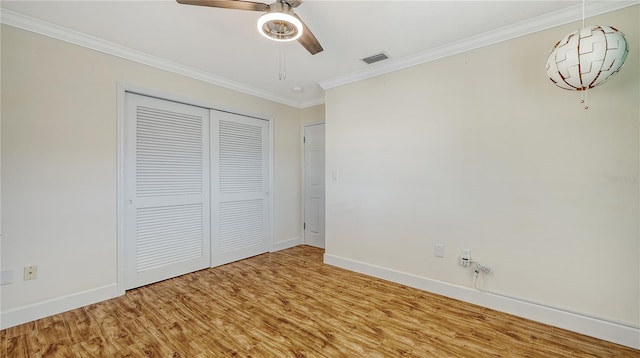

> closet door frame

[{"left": 116, "top": 83, "right": 274, "bottom": 295}]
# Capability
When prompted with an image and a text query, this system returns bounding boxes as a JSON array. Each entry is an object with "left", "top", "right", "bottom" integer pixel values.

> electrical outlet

[
  {"left": 24, "top": 265, "right": 37, "bottom": 280},
  {"left": 460, "top": 249, "right": 471, "bottom": 267}
]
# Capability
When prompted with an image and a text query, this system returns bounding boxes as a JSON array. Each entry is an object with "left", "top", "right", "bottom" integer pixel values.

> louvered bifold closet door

[
  {"left": 211, "top": 110, "right": 269, "bottom": 266},
  {"left": 124, "top": 93, "right": 210, "bottom": 290}
]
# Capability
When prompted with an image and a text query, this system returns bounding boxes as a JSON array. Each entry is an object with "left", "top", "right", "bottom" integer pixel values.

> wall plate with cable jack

[{"left": 24, "top": 265, "right": 37, "bottom": 280}]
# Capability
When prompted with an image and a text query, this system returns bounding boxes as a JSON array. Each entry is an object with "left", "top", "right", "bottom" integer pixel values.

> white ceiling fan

[{"left": 177, "top": 0, "right": 324, "bottom": 55}]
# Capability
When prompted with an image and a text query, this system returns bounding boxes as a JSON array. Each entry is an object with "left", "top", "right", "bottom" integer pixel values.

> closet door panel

[
  {"left": 124, "top": 93, "right": 210, "bottom": 289},
  {"left": 211, "top": 111, "right": 269, "bottom": 266}
]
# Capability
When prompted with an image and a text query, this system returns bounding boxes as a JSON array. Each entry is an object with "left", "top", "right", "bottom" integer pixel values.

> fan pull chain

[{"left": 279, "top": 46, "right": 287, "bottom": 80}]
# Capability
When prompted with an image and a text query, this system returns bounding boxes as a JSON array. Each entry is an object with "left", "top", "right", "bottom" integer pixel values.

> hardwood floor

[{"left": 2, "top": 245, "right": 638, "bottom": 357}]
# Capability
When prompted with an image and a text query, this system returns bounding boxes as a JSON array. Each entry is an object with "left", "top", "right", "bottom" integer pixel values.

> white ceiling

[{"left": 1, "top": 1, "right": 634, "bottom": 107}]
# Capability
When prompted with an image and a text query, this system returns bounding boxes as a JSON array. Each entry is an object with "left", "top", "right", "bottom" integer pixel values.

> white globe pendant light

[{"left": 546, "top": 25, "right": 629, "bottom": 91}]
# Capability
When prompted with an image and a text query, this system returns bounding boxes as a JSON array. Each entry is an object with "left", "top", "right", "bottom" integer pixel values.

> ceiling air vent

[{"left": 361, "top": 52, "right": 390, "bottom": 65}]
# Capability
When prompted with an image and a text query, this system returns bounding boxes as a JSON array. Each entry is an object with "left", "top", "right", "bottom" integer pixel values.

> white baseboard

[
  {"left": 271, "top": 237, "right": 302, "bottom": 252},
  {"left": 1, "top": 284, "right": 119, "bottom": 329},
  {"left": 324, "top": 253, "right": 640, "bottom": 350}
]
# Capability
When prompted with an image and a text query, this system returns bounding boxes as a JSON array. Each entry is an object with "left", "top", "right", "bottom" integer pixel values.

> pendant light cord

[{"left": 581, "top": 0, "right": 588, "bottom": 109}]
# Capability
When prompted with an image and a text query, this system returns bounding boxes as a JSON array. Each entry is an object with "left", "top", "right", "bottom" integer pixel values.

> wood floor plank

[
  {"left": 4, "top": 321, "right": 36, "bottom": 339},
  {"left": 62, "top": 308, "right": 101, "bottom": 344},
  {"left": 1, "top": 245, "right": 638, "bottom": 357},
  {"left": 66, "top": 337, "right": 115, "bottom": 358},
  {"left": 6, "top": 335, "right": 30, "bottom": 357}
]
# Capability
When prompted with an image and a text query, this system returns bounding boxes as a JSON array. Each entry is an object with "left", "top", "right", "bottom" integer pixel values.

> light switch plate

[
  {"left": 1, "top": 269, "right": 14, "bottom": 285},
  {"left": 435, "top": 244, "right": 444, "bottom": 258}
]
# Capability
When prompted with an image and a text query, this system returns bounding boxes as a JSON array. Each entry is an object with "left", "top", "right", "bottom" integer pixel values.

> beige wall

[
  {"left": 1, "top": 25, "right": 302, "bottom": 313},
  {"left": 325, "top": 6, "right": 639, "bottom": 327},
  {"left": 300, "top": 104, "right": 325, "bottom": 126}
]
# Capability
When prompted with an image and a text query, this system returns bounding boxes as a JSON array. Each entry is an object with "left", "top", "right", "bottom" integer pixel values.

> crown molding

[
  {"left": 3, "top": 2, "right": 636, "bottom": 106},
  {"left": 319, "top": 1, "right": 639, "bottom": 90},
  {"left": 298, "top": 96, "right": 326, "bottom": 109},
  {"left": 0, "top": 8, "right": 306, "bottom": 108}
]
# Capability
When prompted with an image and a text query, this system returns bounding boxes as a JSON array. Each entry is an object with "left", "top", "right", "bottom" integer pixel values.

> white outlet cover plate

[{"left": 24, "top": 265, "right": 38, "bottom": 280}]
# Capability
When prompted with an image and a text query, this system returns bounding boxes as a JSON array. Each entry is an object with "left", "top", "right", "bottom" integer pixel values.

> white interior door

[
  {"left": 211, "top": 110, "right": 270, "bottom": 266},
  {"left": 304, "top": 123, "right": 325, "bottom": 248},
  {"left": 123, "top": 93, "right": 210, "bottom": 290}
]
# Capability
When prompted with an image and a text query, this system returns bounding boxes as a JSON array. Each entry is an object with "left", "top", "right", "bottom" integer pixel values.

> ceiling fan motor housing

[
  {"left": 257, "top": 1, "right": 303, "bottom": 42},
  {"left": 176, "top": 0, "right": 322, "bottom": 54}
]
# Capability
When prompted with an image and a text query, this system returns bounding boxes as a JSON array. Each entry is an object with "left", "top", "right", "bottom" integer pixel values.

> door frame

[
  {"left": 301, "top": 122, "right": 326, "bottom": 247},
  {"left": 116, "top": 83, "right": 274, "bottom": 295}
]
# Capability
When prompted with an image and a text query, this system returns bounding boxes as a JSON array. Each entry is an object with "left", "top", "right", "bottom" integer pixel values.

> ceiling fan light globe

[{"left": 257, "top": 12, "right": 303, "bottom": 42}]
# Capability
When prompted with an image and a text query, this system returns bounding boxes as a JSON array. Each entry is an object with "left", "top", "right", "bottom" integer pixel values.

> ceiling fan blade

[
  {"left": 176, "top": 0, "right": 268, "bottom": 12},
  {"left": 286, "top": 0, "right": 303, "bottom": 8},
  {"left": 294, "top": 14, "right": 323, "bottom": 55}
]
